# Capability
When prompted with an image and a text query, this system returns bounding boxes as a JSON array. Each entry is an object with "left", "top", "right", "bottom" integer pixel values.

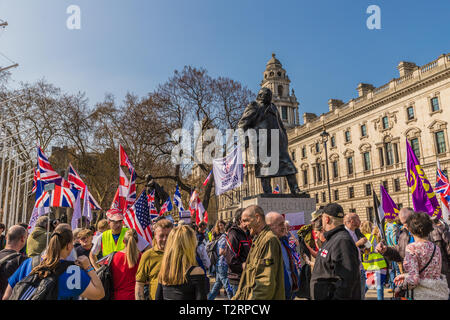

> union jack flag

[
  {"left": 159, "top": 196, "right": 173, "bottom": 216},
  {"left": 119, "top": 145, "right": 135, "bottom": 174},
  {"left": 31, "top": 168, "right": 38, "bottom": 193},
  {"left": 111, "top": 167, "right": 129, "bottom": 211},
  {"left": 35, "top": 146, "right": 78, "bottom": 208},
  {"left": 126, "top": 168, "right": 137, "bottom": 208},
  {"left": 202, "top": 170, "right": 212, "bottom": 186},
  {"left": 124, "top": 190, "right": 153, "bottom": 243},
  {"left": 147, "top": 190, "right": 159, "bottom": 220},
  {"left": 436, "top": 161, "right": 450, "bottom": 209},
  {"left": 67, "top": 163, "right": 102, "bottom": 210}
]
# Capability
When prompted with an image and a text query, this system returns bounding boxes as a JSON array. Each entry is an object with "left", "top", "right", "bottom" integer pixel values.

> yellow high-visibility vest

[
  {"left": 362, "top": 233, "right": 387, "bottom": 271},
  {"left": 101, "top": 227, "right": 128, "bottom": 256}
]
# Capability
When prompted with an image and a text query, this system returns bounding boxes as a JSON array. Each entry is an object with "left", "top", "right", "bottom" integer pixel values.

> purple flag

[
  {"left": 71, "top": 191, "right": 82, "bottom": 230},
  {"left": 380, "top": 185, "right": 399, "bottom": 220},
  {"left": 405, "top": 139, "right": 442, "bottom": 220},
  {"left": 82, "top": 186, "right": 92, "bottom": 222}
]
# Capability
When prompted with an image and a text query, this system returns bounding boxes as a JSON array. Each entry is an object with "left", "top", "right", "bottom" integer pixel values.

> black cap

[{"left": 323, "top": 203, "right": 344, "bottom": 218}]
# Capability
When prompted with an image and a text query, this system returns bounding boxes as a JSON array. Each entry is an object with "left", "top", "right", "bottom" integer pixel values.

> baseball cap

[
  {"left": 322, "top": 203, "right": 345, "bottom": 218},
  {"left": 311, "top": 207, "right": 324, "bottom": 222},
  {"left": 106, "top": 208, "right": 124, "bottom": 221}
]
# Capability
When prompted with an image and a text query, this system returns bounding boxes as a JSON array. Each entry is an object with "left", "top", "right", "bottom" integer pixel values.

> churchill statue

[{"left": 238, "top": 87, "right": 309, "bottom": 197}]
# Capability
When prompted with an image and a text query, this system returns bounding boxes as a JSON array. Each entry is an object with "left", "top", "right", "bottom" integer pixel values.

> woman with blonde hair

[
  {"left": 4, "top": 224, "right": 104, "bottom": 300},
  {"left": 109, "top": 228, "right": 142, "bottom": 300},
  {"left": 156, "top": 225, "right": 208, "bottom": 300}
]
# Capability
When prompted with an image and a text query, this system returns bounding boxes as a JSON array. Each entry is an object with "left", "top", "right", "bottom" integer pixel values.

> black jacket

[
  {"left": 310, "top": 224, "right": 361, "bottom": 300},
  {"left": 224, "top": 224, "right": 252, "bottom": 285}
]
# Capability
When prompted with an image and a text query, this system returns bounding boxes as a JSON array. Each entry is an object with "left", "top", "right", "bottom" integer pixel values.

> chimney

[
  {"left": 397, "top": 61, "right": 417, "bottom": 77},
  {"left": 303, "top": 112, "right": 317, "bottom": 124},
  {"left": 356, "top": 83, "right": 375, "bottom": 97},
  {"left": 328, "top": 99, "right": 344, "bottom": 112}
]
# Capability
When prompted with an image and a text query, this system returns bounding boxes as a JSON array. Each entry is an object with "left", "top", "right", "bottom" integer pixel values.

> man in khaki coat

[{"left": 232, "top": 205, "right": 285, "bottom": 300}]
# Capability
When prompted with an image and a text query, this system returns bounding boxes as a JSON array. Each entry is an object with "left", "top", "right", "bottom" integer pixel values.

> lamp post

[{"left": 320, "top": 128, "right": 331, "bottom": 203}]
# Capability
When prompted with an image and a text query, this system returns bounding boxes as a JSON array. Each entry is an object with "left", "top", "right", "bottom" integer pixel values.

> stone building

[{"left": 218, "top": 53, "right": 450, "bottom": 223}]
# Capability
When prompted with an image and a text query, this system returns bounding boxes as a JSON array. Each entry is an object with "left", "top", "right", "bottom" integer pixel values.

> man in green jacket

[
  {"left": 26, "top": 216, "right": 49, "bottom": 257},
  {"left": 232, "top": 205, "right": 285, "bottom": 300}
]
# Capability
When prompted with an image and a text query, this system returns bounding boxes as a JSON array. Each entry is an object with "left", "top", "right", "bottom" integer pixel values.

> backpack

[
  {"left": 9, "top": 260, "right": 74, "bottom": 300},
  {"left": 206, "top": 238, "right": 220, "bottom": 268},
  {"left": 96, "top": 252, "right": 116, "bottom": 300}
]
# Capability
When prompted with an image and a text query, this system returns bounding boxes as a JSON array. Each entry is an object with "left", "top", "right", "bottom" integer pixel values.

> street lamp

[{"left": 320, "top": 128, "right": 332, "bottom": 203}]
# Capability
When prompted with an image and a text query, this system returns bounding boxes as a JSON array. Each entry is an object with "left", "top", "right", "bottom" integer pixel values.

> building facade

[{"left": 218, "top": 53, "right": 450, "bottom": 223}]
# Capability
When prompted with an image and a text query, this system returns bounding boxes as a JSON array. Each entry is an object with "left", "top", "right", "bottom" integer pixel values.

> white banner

[
  {"left": 283, "top": 212, "right": 305, "bottom": 231},
  {"left": 213, "top": 145, "right": 244, "bottom": 196}
]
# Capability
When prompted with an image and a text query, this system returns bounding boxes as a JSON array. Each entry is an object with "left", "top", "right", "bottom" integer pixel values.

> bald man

[
  {"left": 0, "top": 225, "right": 28, "bottom": 298},
  {"left": 232, "top": 205, "right": 285, "bottom": 300},
  {"left": 266, "top": 212, "right": 300, "bottom": 300},
  {"left": 376, "top": 207, "right": 414, "bottom": 263}
]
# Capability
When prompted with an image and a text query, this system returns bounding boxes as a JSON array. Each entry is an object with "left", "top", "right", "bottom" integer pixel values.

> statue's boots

[{"left": 286, "top": 174, "right": 310, "bottom": 198}]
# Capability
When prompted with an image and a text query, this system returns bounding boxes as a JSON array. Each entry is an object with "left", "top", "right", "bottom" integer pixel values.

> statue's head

[
  {"left": 145, "top": 174, "right": 154, "bottom": 187},
  {"left": 257, "top": 88, "right": 272, "bottom": 105}
]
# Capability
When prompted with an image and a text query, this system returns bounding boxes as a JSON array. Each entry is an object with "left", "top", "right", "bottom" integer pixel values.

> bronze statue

[
  {"left": 238, "top": 87, "right": 309, "bottom": 197},
  {"left": 145, "top": 174, "right": 170, "bottom": 213}
]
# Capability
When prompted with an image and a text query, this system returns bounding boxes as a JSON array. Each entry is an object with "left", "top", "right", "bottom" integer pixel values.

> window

[
  {"left": 332, "top": 161, "right": 339, "bottom": 178},
  {"left": 315, "top": 194, "right": 319, "bottom": 204},
  {"left": 281, "top": 106, "right": 288, "bottom": 120},
  {"left": 382, "top": 116, "right": 389, "bottom": 130},
  {"left": 407, "top": 106, "right": 415, "bottom": 120},
  {"left": 365, "top": 184, "right": 372, "bottom": 196},
  {"left": 398, "top": 203, "right": 403, "bottom": 209},
  {"left": 385, "top": 142, "right": 394, "bottom": 166},
  {"left": 361, "top": 124, "right": 367, "bottom": 137},
  {"left": 363, "top": 152, "right": 371, "bottom": 171},
  {"left": 302, "top": 146, "right": 306, "bottom": 158},
  {"left": 367, "top": 207, "right": 374, "bottom": 223},
  {"left": 303, "top": 169, "right": 308, "bottom": 185},
  {"left": 349, "top": 208, "right": 356, "bottom": 213},
  {"left": 334, "top": 189, "right": 339, "bottom": 201},
  {"left": 331, "top": 135, "right": 336, "bottom": 147},
  {"left": 383, "top": 180, "right": 389, "bottom": 192},
  {"left": 431, "top": 97, "right": 440, "bottom": 112},
  {"left": 322, "top": 192, "right": 326, "bottom": 203},
  {"left": 394, "top": 178, "right": 401, "bottom": 192},
  {"left": 317, "top": 164, "right": 323, "bottom": 182},
  {"left": 410, "top": 138, "right": 420, "bottom": 158},
  {"left": 378, "top": 147, "right": 384, "bottom": 167},
  {"left": 347, "top": 157, "right": 354, "bottom": 175},
  {"left": 345, "top": 130, "right": 351, "bottom": 143},
  {"left": 394, "top": 143, "right": 399, "bottom": 163},
  {"left": 349, "top": 187, "right": 355, "bottom": 198},
  {"left": 291, "top": 151, "right": 296, "bottom": 161},
  {"left": 315, "top": 142, "right": 320, "bottom": 153},
  {"left": 435, "top": 131, "right": 446, "bottom": 154}
]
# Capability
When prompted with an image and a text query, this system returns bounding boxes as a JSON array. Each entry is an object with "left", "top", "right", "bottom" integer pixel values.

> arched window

[{"left": 278, "top": 85, "right": 283, "bottom": 97}]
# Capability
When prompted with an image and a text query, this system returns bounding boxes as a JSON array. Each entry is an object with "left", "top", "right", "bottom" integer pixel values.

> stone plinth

[{"left": 242, "top": 194, "right": 316, "bottom": 225}]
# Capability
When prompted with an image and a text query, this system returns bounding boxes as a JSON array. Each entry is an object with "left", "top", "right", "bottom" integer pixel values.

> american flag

[
  {"left": 67, "top": 163, "right": 102, "bottom": 210},
  {"left": 124, "top": 190, "right": 153, "bottom": 243},
  {"left": 159, "top": 196, "right": 173, "bottom": 216},
  {"left": 273, "top": 184, "right": 280, "bottom": 194}
]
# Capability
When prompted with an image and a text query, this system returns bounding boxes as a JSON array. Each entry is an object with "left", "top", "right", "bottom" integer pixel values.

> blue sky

[{"left": 1, "top": 0, "right": 449, "bottom": 119}]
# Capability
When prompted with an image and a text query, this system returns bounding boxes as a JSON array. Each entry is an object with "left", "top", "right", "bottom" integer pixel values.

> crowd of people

[{"left": 0, "top": 202, "right": 449, "bottom": 300}]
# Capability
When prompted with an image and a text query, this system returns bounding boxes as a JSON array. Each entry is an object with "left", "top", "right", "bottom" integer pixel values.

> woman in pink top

[
  {"left": 110, "top": 229, "right": 142, "bottom": 300},
  {"left": 394, "top": 212, "right": 449, "bottom": 300}
]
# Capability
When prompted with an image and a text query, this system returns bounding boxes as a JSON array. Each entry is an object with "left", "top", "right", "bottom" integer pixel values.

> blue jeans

[
  {"left": 388, "top": 261, "right": 400, "bottom": 289},
  {"left": 207, "top": 265, "right": 233, "bottom": 300},
  {"left": 360, "top": 269, "right": 367, "bottom": 300},
  {"left": 230, "top": 284, "right": 239, "bottom": 296}
]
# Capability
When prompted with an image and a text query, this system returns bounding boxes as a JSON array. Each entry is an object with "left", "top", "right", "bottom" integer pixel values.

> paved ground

[{"left": 209, "top": 276, "right": 393, "bottom": 300}]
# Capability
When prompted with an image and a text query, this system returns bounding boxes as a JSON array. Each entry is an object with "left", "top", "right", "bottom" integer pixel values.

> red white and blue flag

[
  {"left": 126, "top": 168, "right": 137, "bottom": 208},
  {"left": 119, "top": 145, "right": 135, "bottom": 174},
  {"left": 436, "top": 160, "right": 450, "bottom": 222},
  {"left": 202, "top": 170, "right": 212, "bottom": 186},
  {"left": 67, "top": 163, "right": 102, "bottom": 210},
  {"left": 111, "top": 167, "right": 129, "bottom": 211},
  {"left": 173, "top": 184, "right": 185, "bottom": 212},
  {"left": 124, "top": 190, "right": 153, "bottom": 243},
  {"left": 273, "top": 184, "right": 280, "bottom": 194},
  {"left": 147, "top": 190, "right": 159, "bottom": 220},
  {"left": 159, "top": 196, "right": 173, "bottom": 216},
  {"left": 31, "top": 168, "right": 38, "bottom": 193}
]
